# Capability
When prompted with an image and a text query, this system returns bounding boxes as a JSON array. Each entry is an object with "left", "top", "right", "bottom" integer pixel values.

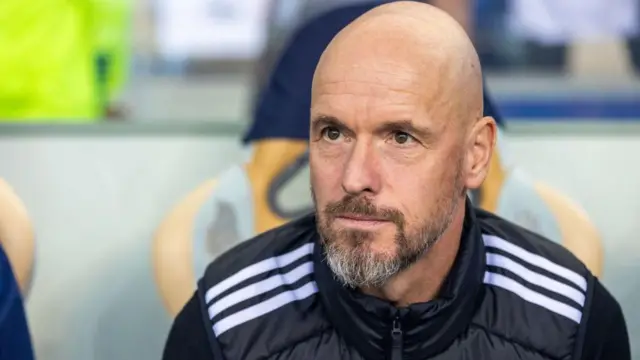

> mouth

[
  {"left": 337, "top": 214, "right": 386, "bottom": 221},
  {"left": 334, "top": 214, "right": 390, "bottom": 229}
]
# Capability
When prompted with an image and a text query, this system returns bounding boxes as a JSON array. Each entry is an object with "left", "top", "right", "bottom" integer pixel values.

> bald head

[{"left": 312, "top": 1, "right": 483, "bottom": 125}]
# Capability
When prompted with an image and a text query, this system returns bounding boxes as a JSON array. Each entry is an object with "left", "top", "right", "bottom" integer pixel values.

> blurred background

[{"left": 0, "top": 0, "right": 639, "bottom": 359}]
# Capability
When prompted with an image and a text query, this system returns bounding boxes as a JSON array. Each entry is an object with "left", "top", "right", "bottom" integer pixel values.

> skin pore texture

[{"left": 309, "top": 1, "right": 496, "bottom": 307}]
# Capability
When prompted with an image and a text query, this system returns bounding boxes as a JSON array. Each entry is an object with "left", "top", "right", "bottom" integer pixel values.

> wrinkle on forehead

[
  {"left": 312, "top": 2, "right": 483, "bottom": 126},
  {"left": 316, "top": 65, "right": 424, "bottom": 99}
]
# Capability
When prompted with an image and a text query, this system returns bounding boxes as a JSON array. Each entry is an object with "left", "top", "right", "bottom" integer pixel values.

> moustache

[{"left": 324, "top": 194, "right": 405, "bottom": 226}]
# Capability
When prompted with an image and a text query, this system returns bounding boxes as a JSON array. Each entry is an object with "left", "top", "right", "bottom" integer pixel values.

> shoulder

[
  {"left": 199, "top": 213, "right": 318, "bottom": 293},
  {"left": 577, "top": 278, "right": 630, "bottom": 360},
  {"left": 477, "top": 208, "right": 589, "bottom": 280},
  {"left": 473, "top": 209, "right": 594, "bottom": 359},
  {"left": 196, "top": 214, "right": 330, "bottom": 358}
]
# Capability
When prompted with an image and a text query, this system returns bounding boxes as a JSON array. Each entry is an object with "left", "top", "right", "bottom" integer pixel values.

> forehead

[
  {"left": 311, "top": 59, "right": 448, "bottom": 128},
  {"left": 317, "top": 59, "right": 423, "bottom": 94}
]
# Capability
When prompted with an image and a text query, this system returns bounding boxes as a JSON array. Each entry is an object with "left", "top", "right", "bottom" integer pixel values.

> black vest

[{"left": 198, "top": 205, "right": 593, "bottom": 360}]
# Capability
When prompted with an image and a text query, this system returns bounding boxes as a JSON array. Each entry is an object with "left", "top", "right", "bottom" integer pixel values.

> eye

[
  {"left": 392, "top": 131, "right": 414, "bottom": 145},
  {"left": 322, "top": 127, "right": 342, "bottom": 141}
]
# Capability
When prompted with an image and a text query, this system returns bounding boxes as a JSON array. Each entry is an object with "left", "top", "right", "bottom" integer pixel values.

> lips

[{"left": 336, "top": 214, "right": 388, "bottom": 222}]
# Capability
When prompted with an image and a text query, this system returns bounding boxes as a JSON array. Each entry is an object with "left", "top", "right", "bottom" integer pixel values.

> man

[
  {"left": 153, "top": 0, "right": 603, "bottom": 320},
  {"left": 152, "top": 0, "right": 518, "bottom": 319},
  {"left": 163, "top": 2, "right": 629, "bottom": 359}
]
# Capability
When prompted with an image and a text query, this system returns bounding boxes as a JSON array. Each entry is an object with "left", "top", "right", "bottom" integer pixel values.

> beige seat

[
  {"left": 533, "top": 182, "right": 603, "bottom": 276},
  {"left": 481, "top": 149, "right": 603, "bottom": 277},
  {"left": 153, "top": 140, "right": 306, "bottom": 316},
  {"left": 0, "top": 178, "right": 35, "bottom": 296}
]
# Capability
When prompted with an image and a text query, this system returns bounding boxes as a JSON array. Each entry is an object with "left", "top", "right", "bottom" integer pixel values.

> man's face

[{"left": 309, "top": 57, "right": 468, "bottom": 289}]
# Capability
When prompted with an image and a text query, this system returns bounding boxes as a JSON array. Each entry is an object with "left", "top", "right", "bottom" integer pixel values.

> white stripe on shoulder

[
  {"left": 208, "top": 261, "right": 314, "bottom": 319},
  {"left": 485, "top": 253, "right": 586, "bottom": 306},
  {"left": 484, "top": 272, "right": 582, "bottom": 324},
  {"left": 205, "top": 242, "right": 315, "bottom": 303},
  {"left": 213, "top": 281, "right": 318, "bottom": 336},
  {"left": 483, "top": 234, "right": 587, "bottom": 291}
]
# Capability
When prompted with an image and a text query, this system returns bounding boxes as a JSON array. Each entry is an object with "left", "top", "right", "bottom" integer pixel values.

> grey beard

[
  {"left": 324, "top": 239, "right": 405, "bottom": 289},
  {"left": 322, "top": 197, "right": 460, "bottom": 289}
]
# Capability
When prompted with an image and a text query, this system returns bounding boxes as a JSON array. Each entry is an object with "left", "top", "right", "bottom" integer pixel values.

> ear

[{"left": 464, "top": 116, "right": 497, "bottom": 189}]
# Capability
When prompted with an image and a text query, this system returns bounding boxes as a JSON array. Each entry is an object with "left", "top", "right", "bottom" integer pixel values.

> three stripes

[
  {"left": 483, "top": 235, "right": 587, "bottom": 324},
  {"left": 205, "top": 243, "right": 317, "bottom": 336},
  {"left": 204, "top": 235, "right": 587, "bottom": 336}
]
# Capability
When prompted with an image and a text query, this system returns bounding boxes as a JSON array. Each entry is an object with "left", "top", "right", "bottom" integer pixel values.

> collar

[{"left": 314, "top": 199, "right": 485, "bottom": 360}]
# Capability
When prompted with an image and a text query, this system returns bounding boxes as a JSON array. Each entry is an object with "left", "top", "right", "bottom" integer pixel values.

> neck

[{"left": 362, "top": 198, "right": 466, "bottom": 307}]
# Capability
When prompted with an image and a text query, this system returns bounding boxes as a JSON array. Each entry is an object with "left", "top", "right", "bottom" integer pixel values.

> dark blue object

[
  {"left": 484, "top": 90, "right": 504, "bottom": 127},
  {"left": 497, "top": 97, "right": 640, "bottom": 120},
  {"left": 244, "top": 2, "right": 504, "bottom": 144},
  {"left": 0, "top": 245, "right": 34, "bottom": 360}
]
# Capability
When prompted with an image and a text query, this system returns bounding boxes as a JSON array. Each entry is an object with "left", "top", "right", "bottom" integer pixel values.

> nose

[{"left": 341, "top": 141, "right": 381, "bottom": 195}]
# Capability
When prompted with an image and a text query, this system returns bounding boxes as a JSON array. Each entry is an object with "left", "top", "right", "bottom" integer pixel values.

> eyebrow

[
  {"left": 374, "top": 119, "right": 435, "bottom": 142},
  {"left": 310, "top": 114, "right": 354, "bottom": 137},
  {"left": 310, "top": 114, "right": 435, "bottom": 141}
]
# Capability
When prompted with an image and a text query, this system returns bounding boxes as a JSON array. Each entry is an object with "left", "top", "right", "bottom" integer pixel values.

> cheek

[
  {"left": 378, "top": 145, "right": 423, "bottom": 166},
  {"left": 379, "top": 155, "right": 450, "bottom": 216},
  {"left": 395, "top": 177, "right": 432, "bottom": 221},
  {"left": 310, "top": 151, "right": 344, "bottom": 199}
]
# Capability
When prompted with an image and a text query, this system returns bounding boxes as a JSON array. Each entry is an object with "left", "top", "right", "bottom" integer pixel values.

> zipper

[{"left": 390, "top": 316, "right": 403, "bottom": 360}]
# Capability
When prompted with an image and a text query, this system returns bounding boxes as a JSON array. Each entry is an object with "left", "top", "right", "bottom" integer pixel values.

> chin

[
  {"left": 333, "top": 225, "right": 394, "bottom": 243},
  {"left": 366, "top": 240, "right": 398, "bottom": 256},
  {"left": 343, "top": 237, "right": 398, "bottom": 259}
]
